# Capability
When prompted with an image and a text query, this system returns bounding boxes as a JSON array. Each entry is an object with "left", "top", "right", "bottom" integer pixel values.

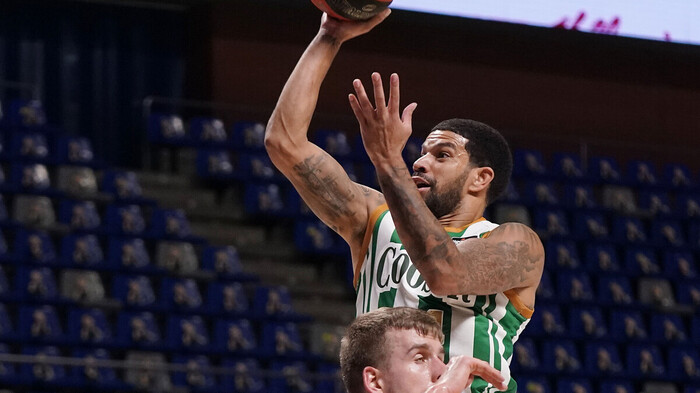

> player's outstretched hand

[
  {"left": 425, "top": 356, "right": 508, "bottom": 393},
  {"left": 319, "top": 9, "right": 391, "bottom": 44}
]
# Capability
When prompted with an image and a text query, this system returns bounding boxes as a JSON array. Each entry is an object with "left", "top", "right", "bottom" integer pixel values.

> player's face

[
  {"left": 377, "top": 328, "right": 446, "bottom": 393},
  {"left": 412, "top": 131, "right": 472, "bottom": 218}
]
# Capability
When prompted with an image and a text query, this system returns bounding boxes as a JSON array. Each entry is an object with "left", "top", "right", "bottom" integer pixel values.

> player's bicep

[{"left": 273, "top": 142, "right": 382, "bottom": 241}]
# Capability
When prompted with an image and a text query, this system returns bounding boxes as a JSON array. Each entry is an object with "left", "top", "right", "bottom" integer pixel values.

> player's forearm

[
  {"left": 374, "top": 159, "right": 461, "bottom": 295},
  {"left": 265, "top": 33, "right": 341, "bottom": 151}
]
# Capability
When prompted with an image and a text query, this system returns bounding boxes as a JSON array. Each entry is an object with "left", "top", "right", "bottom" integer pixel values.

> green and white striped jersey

[{"left": 354, "top": 205, "right": 532, "bottom": 393}]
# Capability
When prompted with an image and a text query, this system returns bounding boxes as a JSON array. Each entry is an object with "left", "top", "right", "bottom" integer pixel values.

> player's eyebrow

[{"left": 422, "top": 141, "right": 459, "bottom": 152}]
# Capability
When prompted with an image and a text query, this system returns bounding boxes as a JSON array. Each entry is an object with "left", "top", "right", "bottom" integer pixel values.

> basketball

[{"left": 311, "top": 0, "right": 392, "bottom": 21}]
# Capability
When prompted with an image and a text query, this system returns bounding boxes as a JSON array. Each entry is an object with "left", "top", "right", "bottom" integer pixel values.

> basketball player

[
  {"left": 265, "top": 10, "right": 544, "bottom": 392},
  {"left": 340, "top": 307, "right": 508, "bottom": 393}
]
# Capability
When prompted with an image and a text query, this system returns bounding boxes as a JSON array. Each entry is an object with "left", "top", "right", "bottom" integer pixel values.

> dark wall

[{"left": 208, "top": 1, "right": 700, "bottom": 169}]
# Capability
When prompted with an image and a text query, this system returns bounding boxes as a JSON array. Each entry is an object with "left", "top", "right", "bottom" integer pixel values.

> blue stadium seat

[
  {"left": 244, "top": 183, "right": 286, "bottom": 216},
  {"left": 677, "top": 193, "right": 700, "bottom": 219},
  {"left": 668, "top": 346, "right": 700, "bottom": 381},
  {"left": 511, "top": 338, "right": 540, "bottom": 372},
  {"left": 55, "top": 136, "right": 95, "bottom": 165},
  {"left": 556, "top": 271, "right": 594, "bottom": 302},
  {"left": 150, "top": 208, "right": 197, "bottom": 240},
  {"left": 612, "top": 216, "right": 648, "bottom": 244},
  {"left": 0, "top": 343, "right": 16, "bottom": 382},
  {"left": 19, "top": 267, "right": 58, "bottom": 300},
  {"left": 522, "top": 180, "right": 559, "bottom": 205},
  {"left": 597, "top": 275, "right": 634, "bottom": 306},
  {"left": 402, "top": 137, "right": 423, "bottom": 168},
  {"left": 19, "top": 305, "right": 63, "bottom": 340},
  {"left": 677, "top": 282, "right": 700, "bottom": 307},
  {"left": 67, "top": 308, "right": 112, "bottom": 344},
  {"left": 11, "top": 163, "right": 53, "bottom": 192},
  {"left": 535, "top": 270, "right": 555, "bottom": 301},
  {"left": 609, "top": 310, "right": 648, "bottom": 341},
  {"left": 0, "top": 266, "right": 11, "bottom": 299},
  {"left": 555, "top": 378, "right": 593, "bottom": 393},
  {"left": 60, "top": 234, "right": 104, "bottom": 266},
  {"left": 625, "top": 159, "right": 658, "bottom": 186},
  {"left": 196, "top": 149, "right": 236, "bottom": 179},
  {"left": 584, "top": 342, "right": 624, "bottom": 376},
  {"left": 239, "top": 153, "right": 280, "bottom": 182},
  {"left": 588, "top": 156, "right": 622, "bottom": 184},
  {"left": 0, "top": 303, "right": 15, "bottom": 340},
  {"left": 664, "top": 251, "right": 697, "bottom": 279},
  {"left": 269, "top": 361, "right": 314, "bottom": 393},
  {"left": 117, "top": 311, "right": 161, "bottom": 346},
  {"left": 190, "top": 116, "right": 228, "bottom": 145},
  {"left": 108, "top": 237, "right": 152, "bottom": 270},
  {"left": 166, "top": 315, "right": 210, "bottom": 349},
  {"left": 568, "top": 306, "right": 607, "bottom": 338},
  {"left": 545, "top": 240, "right": 580, "bottom": 269},
  {"left": 294, "top": 219, "right": 342, "bottom": 254},
  {"left": 56, "top": 165, "right": 99, "bottom": 197},
  {"left": 172, "top": 355, "right": 215, "bottom": 389},
  {"left": 124, "top": 351, "right": 171, "bottom": 390},
  {"left": 201, "top": 245, "right": 242, "bottom": 276},
  {"left": 161, "top": 278, "right": 203, "bottom": 310},
  {"left": 262, "top": 322, "right": 307, "bottom": 357},
  {"left": 70, "top": 348, "right": 121, "bottom": 387},
  {"left": 626, "top": 344, "right": 665, "bottom": 378},
  {"left": 517, "top": 376, "right": 552, "bottom": 393},
  {"left": 10, "top": 131, "right": 50, "bottom": 161},
  {"left": 112, "top": 274, "right": 157, "bottom": 307},
  {"left": 104, "top": 205, "right": 147, "bottom": 235},
  {"left": 584, "top": 243, "right": 620, "bottom": 272},
  {"left": 624, "top": 246, "right": 660, "bottom": 276},
  {"left": 532, "top": 207, "right": 569, "bottom": 238},
  {"left": 650, "top": 313, "right": 688, "bottom": 343},
  {"left": 600, "top": 380, "right": 636, "bottom": 393},
  {"left": 221, "top": 358, "right": 265, "bottom": 392},
  {"left": 663, "top": 163, "right": 694, "bottom": 188},
  {"left": 527, "top": 304, "right": 566, "bottom": 338},
  {"left": 638, "top": 190, "right": 672, "bottom": 216},
  {"left": 313, "top": 129, "right": 353, "bottom": 158},
  {"left": 6, "top": 99, "right": 48, "bottom": 128},
  {"left": 562, "top": 184, "right": 597, "bottom": 209},
  {"left": 101, "top": 170, "right": 144, "bottom": 200},
  {"left": 207, "top": 282, "right": 250, "bottom": 315},
  {"left": 690, "top": 222, "right": 700, "bottom": 249},
  {"left": 254, "top": 286, "right": 295, "bottom": 319},
  {"left": 285, "top": 189, "right": 317, "bottom": 219},
  {"left": 148, "top": 113, "right": 189, "bottom": 144},
  {"left": 20, "top": 346, "right": 65, "bottom": 383},
  {"left": 572, "top": 210, "right": 609, "bottom": 240},
  {"left": 694, "top": 316, "right": 700, "bottom": 344},
  {"left": 230, "top": 121, "right": 266, "bottom": 151},
  {"left": 215, "top": 319, "right": 258, "bottom": 353},
  {"left": 58, "top": 200, "right": 101, "bottom": 232},
  {"left": 551, "top": 152, "right": 585, "bottom": 180},
  {"left": 542, "top": 340, "right": 582, "bottom": 373},
  {"left": 651, "top": 218, "right": 686, "bottom": 247},
  {"left": 15, "top": 229, "right": 58, "bottom": 264},
  {"left": 513, "top": 149, "right": 548, "bottom": 178}
]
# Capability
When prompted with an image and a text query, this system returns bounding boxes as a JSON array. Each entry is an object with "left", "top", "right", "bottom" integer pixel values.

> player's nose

[
  {"left": 413, "top": 154, "right": 428, "bottom": 173},
  {"left": 431, "top": 356, "right": 447, "bottom": 382}
]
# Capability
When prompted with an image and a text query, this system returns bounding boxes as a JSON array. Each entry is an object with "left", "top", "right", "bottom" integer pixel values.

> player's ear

[
  {"left": 363, "top": 366, "right": 384, "bottom": 392},
  {"left": 468, "top": 166, "right": 495, "bottom": 193}
]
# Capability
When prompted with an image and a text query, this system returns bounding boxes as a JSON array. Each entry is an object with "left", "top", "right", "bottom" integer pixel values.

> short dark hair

[
  {"left": 339, "top": 307, "right": 444, "bottom": 393},
  {"left": 430, "top": 118, "right": 512, "bottom": 204}
]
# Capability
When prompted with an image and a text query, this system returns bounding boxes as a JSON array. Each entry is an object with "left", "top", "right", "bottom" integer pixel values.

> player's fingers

[
  {"left": 371, "top": 72, "right": 387, "bottom": 111},
  {"left": 348, "top": 94, "right": 366, "bottom": 124},
  {"left": 401, "top": 102, "right": 418, "bottom": 126},
  {"left": 468, "top": 359, "right": 507, "bottom": 391},
  {"left": 353, "top": 79, "right": 374, "bottom": 112},
  {"left": 387, "top": 73, "right": 400, "bottom": 112}
]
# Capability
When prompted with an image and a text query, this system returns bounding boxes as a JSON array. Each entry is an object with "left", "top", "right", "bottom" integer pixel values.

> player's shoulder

[{"left": 489, "top": 222, "right": 543, "bottom": 245}]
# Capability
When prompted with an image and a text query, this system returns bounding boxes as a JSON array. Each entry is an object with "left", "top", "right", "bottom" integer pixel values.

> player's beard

[{"left": 422, "top": 169, "right": 469, "bottom": 218}]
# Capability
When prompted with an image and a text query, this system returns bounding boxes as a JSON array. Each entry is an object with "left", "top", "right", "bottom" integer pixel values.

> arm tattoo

[{"left": 292, "top": 154, "right": 357, "bottom": 220}]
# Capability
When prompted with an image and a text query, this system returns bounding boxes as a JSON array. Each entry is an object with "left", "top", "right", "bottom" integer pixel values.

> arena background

[{"left": 0, "top": 0, "right": 699, "bottom": 392}]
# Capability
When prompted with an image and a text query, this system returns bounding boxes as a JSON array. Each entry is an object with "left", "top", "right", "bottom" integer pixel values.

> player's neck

[{"left": 436, "top": 198, "right": 487, "bottom": 228}]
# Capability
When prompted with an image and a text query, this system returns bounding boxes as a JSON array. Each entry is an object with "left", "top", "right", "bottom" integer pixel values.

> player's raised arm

[{"left": 265, "top": 12, "right": 388, "bottom": 251}]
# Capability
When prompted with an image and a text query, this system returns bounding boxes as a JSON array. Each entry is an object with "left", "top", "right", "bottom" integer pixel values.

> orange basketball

[{"left": 311, "top": 0, "right": 392, "bottom": 21}]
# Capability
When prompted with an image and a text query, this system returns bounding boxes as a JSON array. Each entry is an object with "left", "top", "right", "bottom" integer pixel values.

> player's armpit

[
  {"left": 438, "top": 223, "right": 544, "bottom": 298},
  {"left": 267, "top": 139, "right": 384, "bottom": 246}
]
